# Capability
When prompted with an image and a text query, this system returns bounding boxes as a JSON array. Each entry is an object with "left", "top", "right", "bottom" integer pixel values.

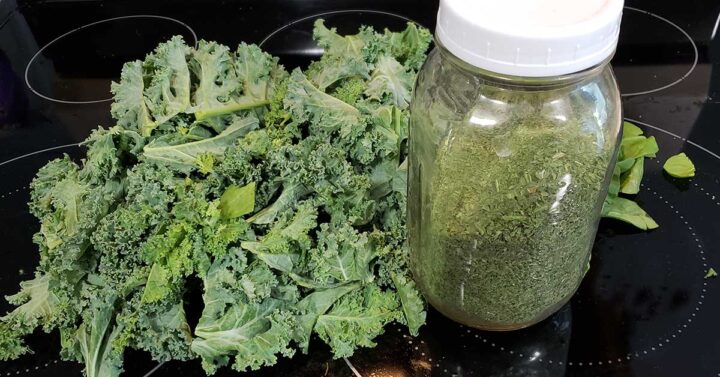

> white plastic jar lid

[{"left": 436, "top": 0, "right": 624, "bottom": 77}]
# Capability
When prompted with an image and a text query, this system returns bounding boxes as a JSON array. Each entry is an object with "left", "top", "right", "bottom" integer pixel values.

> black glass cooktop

[{"left": 1, "top": 0, "right": 719, "bottom": 376}]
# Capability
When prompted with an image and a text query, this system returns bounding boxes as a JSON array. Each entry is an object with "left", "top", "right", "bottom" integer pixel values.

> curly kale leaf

[
  {"left": 190, "top": 42, "right": 276, "bottom": 121},
  {"left": 285, "top": 69, "right": 361, "bottom": 136},
  {"left": 365, "top": 56, "right": 414, "bottom": 109},
  {"left": 308, "top": 223, "right": 377, "bottom": 286},
  {"left": 73, "top": 296, "right": 124, "bottom": 377},
  {"left": 389, "top": 271, "right": 425, "bottom": 336},
  {"left": 292, "top": 282, "right": 360, "bottom": 352},
  {"left": 111, "top": 61, "right": 155, "bottom": 136},
  {"left": 143, "top": 115, "right": 258, "bottom": 172},
  {"left": 112, "top": 37, "right": 286, "bottom": 139},
  {"left": 191, "top": 251, "right": 295, "bottom": 374},
  {"left": 6, "top": 19, "right": 434, "bottom": 376},
  {"left": 143, "top": 36, "right": 192, "bottom": 128},
  {"left": 0, "top": 275, "right": 59, "bottom": 359},
  {"left": 114, "top": 296, "right": 193, "bottom": 362},
  {"left": 314, "top": 284, "right": 401, "bottom": 357}
]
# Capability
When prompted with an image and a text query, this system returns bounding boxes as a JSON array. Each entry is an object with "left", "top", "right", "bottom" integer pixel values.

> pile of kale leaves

[{"left": 0, "top": 21, "right": 430, "bottom": 376}]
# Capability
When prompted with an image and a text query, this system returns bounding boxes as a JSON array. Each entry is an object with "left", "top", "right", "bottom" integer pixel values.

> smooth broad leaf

[
  {"left": 620, "top": 157, "right": 644, "bottom": 195},
  {"left": 663, "top": 152, "right": 695, "bottom": 178},
  {"left": 622, "top": 121, "right": 644, "bottom": 138},
  {"left": 615, "top": 158, "right": 636, "bottom": 175},
  {"left": 608, "top": 165, "right": 621, "bottom": 197},
  {"left": 620, "top": 135, "right": 659, "bottom": 160},
  {"left": 143, "top": 115, "right": 258, "bottom": 171},
  {"left": 602, "top": 196, "right": 659, "bottom": 230},
  {"left": 220, "top": 182, "right": 256, "bottom": 219},
  {"left": 141, "top": 263, "right": 170, "bottom": 304}
]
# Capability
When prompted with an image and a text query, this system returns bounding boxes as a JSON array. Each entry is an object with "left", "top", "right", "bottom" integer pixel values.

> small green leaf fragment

[
  {"left": 663, "top": 153, "right": 695, "bottom": 178},
  {"left": 705, "top": 268, "right": 717, "bottom": 279},
  {"left": 620, "top": 157, "right": 644, "bottom": 195},
  {"left": 621, "top": 136, "right": 659, "bottom": 160},
  {"left": 141, "top": 263, "right": 170, "bottom": 303},
  {"left": 602, "top": 196, "right": 659, "bottom": 230},
  {"left": 608, "top": 165, "right": 621, "bottom": 197},
  {"left": 196, "top": 153, "right": 215, "bottom": 175},
  {"left": 622, "top": 121, "right": 644, "bottom": 138},
  {"left": 616, "top": 158, "right": 636, "bottom": 174},
  {"left": 220, "top": 182, "right": 256, "bottom": 219}
]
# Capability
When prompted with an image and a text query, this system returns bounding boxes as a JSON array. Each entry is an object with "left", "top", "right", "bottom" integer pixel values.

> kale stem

[{"left": 194, "top": 100, "right": 271, "bottom": 121}]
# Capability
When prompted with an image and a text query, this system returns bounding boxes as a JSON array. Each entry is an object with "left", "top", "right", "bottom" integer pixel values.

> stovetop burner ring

[
  {"left": 469, "top": 187, "right": 710, "bottom": 366},
  {"left": 23, "top": 14, "right": 198, "bottom": 104},
  {"left": 626, "top": 118, "right": 720, "bottom": 161},
  {"left": 0, "top": 143, "right": 80, "bottom": 167},
  {"left": 619, "top": 7, "right": 698, "bottom": 97}
]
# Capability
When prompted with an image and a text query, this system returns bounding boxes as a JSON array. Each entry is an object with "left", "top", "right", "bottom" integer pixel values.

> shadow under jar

[{"left": 408, "top": 35, "right": 623, "bottom": 330}]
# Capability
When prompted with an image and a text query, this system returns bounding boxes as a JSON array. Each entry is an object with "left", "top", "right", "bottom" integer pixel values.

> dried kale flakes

[{"left": 420, "top": 116, "right": 612, "bottom": 328}]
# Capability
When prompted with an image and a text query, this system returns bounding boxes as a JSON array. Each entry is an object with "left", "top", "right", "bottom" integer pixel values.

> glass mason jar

[{"left": 408, "top": 39, "right": 622, "bottom": 330}]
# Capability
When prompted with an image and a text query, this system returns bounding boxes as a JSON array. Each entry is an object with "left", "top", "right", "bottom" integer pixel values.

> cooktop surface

[{"left": 1, "top": 0, "right": 719, "bottom": 376}]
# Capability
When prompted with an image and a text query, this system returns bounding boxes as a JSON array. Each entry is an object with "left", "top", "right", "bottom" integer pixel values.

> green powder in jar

[{"left": 418, "top": 112, "right": 613, "bottom": 329}]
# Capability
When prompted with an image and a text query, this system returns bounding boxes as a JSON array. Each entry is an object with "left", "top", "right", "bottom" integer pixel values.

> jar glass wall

[{"left": 408, "top": 42, "right": 622, "bottom": 331}]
